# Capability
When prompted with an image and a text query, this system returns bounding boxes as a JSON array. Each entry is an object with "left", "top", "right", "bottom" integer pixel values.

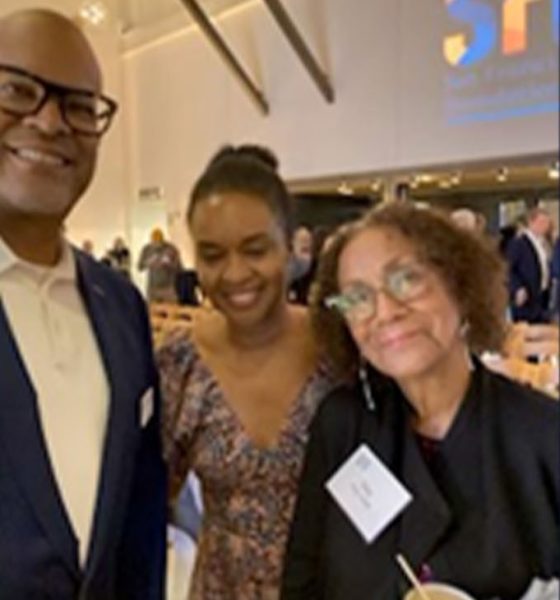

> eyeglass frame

[
  {"left": 0, "top": 63, "right": 118, "bottom": 136},
  {"left": 324, "top": 259, "right": 434, "bottom": 325}
]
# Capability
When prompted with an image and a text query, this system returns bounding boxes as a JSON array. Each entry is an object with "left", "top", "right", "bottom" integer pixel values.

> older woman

[{"left": 281, "top": 203, "right": 559, "bottom": 600}]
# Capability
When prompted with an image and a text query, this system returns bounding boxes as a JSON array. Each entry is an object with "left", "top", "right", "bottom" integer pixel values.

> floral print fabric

[{"left": 158, "top": 330, "right": 334, "bottom": 599}]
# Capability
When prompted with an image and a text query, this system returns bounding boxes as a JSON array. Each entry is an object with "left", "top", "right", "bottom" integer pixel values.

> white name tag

[{"left": 326, "top": 443, "right": 412, "bottom": 544}]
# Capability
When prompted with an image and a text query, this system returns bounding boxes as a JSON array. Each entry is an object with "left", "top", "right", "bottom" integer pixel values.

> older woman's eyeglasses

[
  {"left": 325, "top": 262, "right": 432, "bottom": 324},
  {"left": 0, "top": 64, "right": 118, "bottom": 136}
]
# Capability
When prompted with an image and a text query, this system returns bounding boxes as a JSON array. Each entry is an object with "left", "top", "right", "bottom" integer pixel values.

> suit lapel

[
  {"left": 0, "top": 301, "right": 80, "bottom": 578},
  {"left": 76, "top": 255, "right": 139, "bottom": 576}
]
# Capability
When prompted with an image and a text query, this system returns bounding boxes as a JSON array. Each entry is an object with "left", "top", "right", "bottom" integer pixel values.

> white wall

[
  {"left": 123, "top": 0, "right": 559, "bottom": 265},
  {"left": 67, "top": 21, "right": 130, "bottom": 258},
  {"left": 123, "top": 0, "right": 401, "bottom": 264}
]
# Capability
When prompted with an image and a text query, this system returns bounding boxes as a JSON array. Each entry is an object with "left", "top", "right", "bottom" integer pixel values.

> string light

[
  {"left": 409, "top": 175, "right": 420, "bottom": 189},
  {"left": 337, "top": 181, "right": 354, "bottom": 195},
  {"left": 450, "top": 171, "right": 462, "bottom": 186},
  {"left": 417, "top": 174, "right": 435, "bottom": 183},
  {"left": 496, "top": 167, "right": 509, "bottom": 183},
  {"left": 369, "top": 179, "right": 383, "bottom": 192}
]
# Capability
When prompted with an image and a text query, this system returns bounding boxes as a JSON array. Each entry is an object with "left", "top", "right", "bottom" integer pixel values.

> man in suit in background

[
  {"left": 507, "top": 206, "right": 552, "bottom": 323},
  {"left": 0, "top": 9, "right": 166, "bottom": 598}
]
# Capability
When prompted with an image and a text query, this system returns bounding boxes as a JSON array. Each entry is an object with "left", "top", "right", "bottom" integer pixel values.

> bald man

[{"left": 0, "top": 10, "right": 166, "bottom": 598}]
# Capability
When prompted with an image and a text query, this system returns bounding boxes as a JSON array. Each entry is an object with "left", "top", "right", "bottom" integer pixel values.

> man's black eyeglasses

[{"left": 0, "top": 64, "right": 118, "bottom": 136}]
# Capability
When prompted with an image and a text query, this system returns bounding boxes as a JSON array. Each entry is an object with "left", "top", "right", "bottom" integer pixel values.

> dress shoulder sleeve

[{"left": 156, "top": 328, "right": 204, "bottom": 497}]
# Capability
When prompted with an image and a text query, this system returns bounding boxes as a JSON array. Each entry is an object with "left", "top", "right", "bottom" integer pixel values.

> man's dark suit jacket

[
  {"left": 0, "top": 251, "right": 167, "bottom": 599},
  {"left": 507, "top": 233, "right": 549, "bottom": 322},
  {"left": 282, "top": 362, "right": 559, "bottom": 600}
]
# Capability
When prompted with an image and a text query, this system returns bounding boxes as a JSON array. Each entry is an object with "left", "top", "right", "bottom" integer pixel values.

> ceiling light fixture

[
  {"left": 409, "top": 175, "right": 420, "bottom": 189},
  {"left": 548, "top": 161, "right": 559, "bottom": 180},
  {"left": 450, "top": 171, "right": 462, "bottom": 186},
  {"left": 79, "top": 1, "right": 108, "bottom": 26},
  {"left": 417, "top": 174, "right": 435, "bottom": 184},
  {"left": 369, "top": 179, "right": 383, "bottom": 192},
  {"left": 337, "top": 181, "right": 354, "bottom": 196},
  {"left": 496, "top": 167, "right": 509, "bottom": 183}
]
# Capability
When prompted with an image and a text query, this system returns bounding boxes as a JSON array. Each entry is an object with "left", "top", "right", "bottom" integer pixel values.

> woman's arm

[{"left": 156, "top": 330, "right": 198, "bottom": 499}]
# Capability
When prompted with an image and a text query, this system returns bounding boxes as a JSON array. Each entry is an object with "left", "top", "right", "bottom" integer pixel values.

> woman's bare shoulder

[{"left": 287, "top": 304, "right": 313, "bottom": 334}]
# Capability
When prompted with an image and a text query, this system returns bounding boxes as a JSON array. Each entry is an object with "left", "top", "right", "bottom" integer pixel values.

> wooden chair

[
  {"left": 485, "top": 322, "right": 559, "bottom": 398},
  {"left": 149, "top": 303, "right": 197, "bottom": 348}
]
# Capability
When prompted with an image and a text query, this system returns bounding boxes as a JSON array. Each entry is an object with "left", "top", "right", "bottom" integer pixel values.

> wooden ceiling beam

[
  {"left": 179, "top": 0, "right": 269, "bottom": 115},
  {"left": 262, "top": 0, "right": 334, "bottom": 104}
]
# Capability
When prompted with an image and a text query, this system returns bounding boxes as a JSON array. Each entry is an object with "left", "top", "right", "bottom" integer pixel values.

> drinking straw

[{"left": 395, "top": 553, "right": 432, "bottom": 600}]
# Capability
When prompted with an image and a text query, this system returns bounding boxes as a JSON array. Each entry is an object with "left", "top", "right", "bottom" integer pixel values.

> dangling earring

[
  {"left": 459, "top": 319, "right": 474, "bottom": 371},
  {"left": 459, "top": 319, "right": 470, "bottom": 338},
  {"left": 359, "top": 358, "right": 376, "bottom": 412}
]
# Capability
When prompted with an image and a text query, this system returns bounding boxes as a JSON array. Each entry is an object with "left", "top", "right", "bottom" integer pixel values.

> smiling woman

[
  {"left": 156, "top": 145, "right": 336, "bottom": 600},
  {"left": 281, "top": 202, "right": 559, "bottom": 600},
  {"left": 190, "top": 190, "right": 288, "bottom": 328}
]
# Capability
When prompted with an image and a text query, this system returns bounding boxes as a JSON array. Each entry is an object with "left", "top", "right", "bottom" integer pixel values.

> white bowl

[{"left": 404, "top": 582, "right": 476, "bottom": 600}]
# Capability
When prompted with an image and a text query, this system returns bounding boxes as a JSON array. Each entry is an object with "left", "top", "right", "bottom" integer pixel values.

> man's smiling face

[{"left": 0, "top": 11, "right": 102, "bottom": 222}]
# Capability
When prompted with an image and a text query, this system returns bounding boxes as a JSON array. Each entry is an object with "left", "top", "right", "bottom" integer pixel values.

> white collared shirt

[
  {"left": 0, "top": 236, "right": 109, "bottom": 565},
  {"left": 525, "top": 229, "right": 550, "bottom": 291}
]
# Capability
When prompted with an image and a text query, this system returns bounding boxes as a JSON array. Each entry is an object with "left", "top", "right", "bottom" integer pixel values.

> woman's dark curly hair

[
  {"left": 187, "top": 144, "right": 294, "bottom": 243},
  {"left": 310, "top": 202, "right": 508, "bottom": 378}
]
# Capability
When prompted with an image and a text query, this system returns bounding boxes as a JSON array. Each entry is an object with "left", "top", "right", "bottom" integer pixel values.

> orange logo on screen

[
  {"left": 503, "top": 0, "right": 541, "bottom": 53},
  {"left": 444, "top": 0, "right": 558, "bottom": 66}
]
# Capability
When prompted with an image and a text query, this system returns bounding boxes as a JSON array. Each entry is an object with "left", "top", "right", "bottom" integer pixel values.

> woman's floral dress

[{"left": 157, "top": 330, "right": 335, "bottom": 599}]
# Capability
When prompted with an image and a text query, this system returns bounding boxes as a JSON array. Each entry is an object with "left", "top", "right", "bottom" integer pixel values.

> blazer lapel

[
  {"left": 397, "top": 428, "right": 453, "bottom": 567},
  {"left": 395, "top": 365, "right": 484, "bottom": 574},
  {"left": 0, "top": 302, "right": 80, "bottom": 578},
  {"left": 355, "top": 381, "right": 453, "bottom": 592},
  {"left": 76, "top": 256, "right": 139, "bottom": 576},
  {"left": 366, "top": 380, "right": 453, "bottom": 568}
]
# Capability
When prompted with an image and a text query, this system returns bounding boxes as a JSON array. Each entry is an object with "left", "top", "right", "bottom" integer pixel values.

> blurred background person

[
  {"left": 498, "top": 223, "right": 520, "bottom": 257},
  {"left": 103, "top": 236, "right": 131, "bottom": 279},
  {"left": 506, "top": 206, "right": 553, "bottom": 323},
  {"left": 549, "top": 236, "right": 560, "bottom": 322},
  {"left": 157, "top": 145, "right": 335, "bottom": 599},
  {"left": 81, "top": 239, "right": 95, "bottom": 257},
  {"left": 450, "top": 207, "right": 477, "bottom": 231},
  {"left": 138, "top": 227, "right": 182, "bottom": 303},
  {"left": 288, "top": 225, "right": 314, "bottom": 304},
  {"left": 175, "top": 267, "right": 201, "bottom": 307},
  {"left": 282, "top": 203, "right": 558, "bottom": 600},
  {"left": 474, "top": 211, "right": 487, "bottom": 234},
  {"left": 450, "top": 208, "right": 488, "bottom": 236}
]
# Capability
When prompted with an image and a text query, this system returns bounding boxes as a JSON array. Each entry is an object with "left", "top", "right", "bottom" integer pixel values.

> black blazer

[
  {"left": 281, "top": 362, "right": 559, "bottom": 600},
  {"left": 0, "top": 251, "right": 167, "bottom": 599},
  {"left": 507, "top": 234, "right": 548, "bottom": 322}
]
